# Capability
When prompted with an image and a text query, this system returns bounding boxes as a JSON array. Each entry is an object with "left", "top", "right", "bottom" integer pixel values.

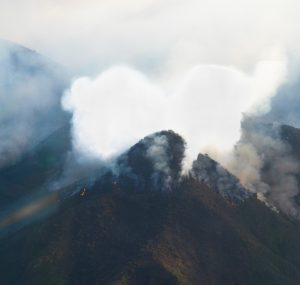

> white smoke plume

[
  {"left": 146, "top": 135, "right": 173, "bottom": 191},
  {"left": 62, "top": 57, "right": 300, "bottom": 216},
  {"left": 62, "top": 59, "right": 287, "bottom": 169},
  {"left": 62, "top": 67, "right": 165, "bottom": 160}
]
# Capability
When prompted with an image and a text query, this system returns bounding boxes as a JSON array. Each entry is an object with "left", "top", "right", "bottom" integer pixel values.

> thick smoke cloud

[
  {"left": 63, "top": 59, "right": 300, "bottom": 216},
  {"left": 0, "top": 41, "right": 69, "bottom": 169},
  {"left": 62, "top": 66, "right": 165, "bottom": 160},
  {"left": 63, "top": 60, "right": 286, "bottom": 169}
]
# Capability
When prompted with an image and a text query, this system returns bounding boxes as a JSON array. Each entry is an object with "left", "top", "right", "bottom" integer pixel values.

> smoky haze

[
  {"left": 0, "top": 40, "right": 70, "bottom": 169},
  {"left": 216, "top": 118, "right": 300, "bottom": 218},
  {"left": 1, "top": 0, "right": 300, "bottom": 219}
]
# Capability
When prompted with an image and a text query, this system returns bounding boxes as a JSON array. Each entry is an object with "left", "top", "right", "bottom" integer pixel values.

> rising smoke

[
  {"left": 221, "top": 118, "right": 300, "bottom": 218},
  {"left": 1, "top": 40, "right": 295, "bottom": 217},
  {"left": 116, "top": 130, "right": 185, "bottom": 192},
  {"left": 63, "top": 59, "right": 286, "bottom": 167},
  {"left": 191, "top": 153, "right": 251, "bottom": 203},
  {"left": 61, "top": 58, "right": 300, "bottom": 217},
  {"left": 2, "top": 0, "right": 300, "bottom": 218}
]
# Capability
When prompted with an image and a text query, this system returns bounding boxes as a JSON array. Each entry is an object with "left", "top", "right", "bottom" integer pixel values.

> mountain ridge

[{"left": 0, "top": 128, "right": 300, "bottom": 284}]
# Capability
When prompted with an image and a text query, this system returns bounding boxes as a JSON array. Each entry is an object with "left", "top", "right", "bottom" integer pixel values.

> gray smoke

[
  {"left": 191, "top": 153, "right": 251, "bottom": 203},
  {"left": 116, "top": 131, "right": 185, "bottom": 192},
  {"left": 204, "top": 71, "right": 300, "bottom": 218},
  {"left": 225, "top": 118, "right": 300, "bottom": 218},
  {"left": 48, "top": 150, "right": 108, "bottom": 192},
  {"left": 146, "top": 135, "right": 173, "bottom": 191},
  {"left": 0, "top": 40, "right": 69, "bottom": 169}
]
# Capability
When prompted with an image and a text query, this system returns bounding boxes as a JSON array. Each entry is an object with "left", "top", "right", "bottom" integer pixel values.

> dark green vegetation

[{"left": 0, "top": 128, "right": 300, "bottom": 285}]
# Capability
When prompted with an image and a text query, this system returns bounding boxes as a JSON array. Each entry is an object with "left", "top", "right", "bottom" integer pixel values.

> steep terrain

[{"left": 0, "top": 130, "right": 300, "bottom": 285}]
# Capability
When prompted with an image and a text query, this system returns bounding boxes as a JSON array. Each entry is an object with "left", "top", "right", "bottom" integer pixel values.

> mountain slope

[
  {"left": 280, "top": 124, "right": 300, "bottom": 207},
  {"left": 0, "top": 130, "right": 300, "bottom": 285},
  {"left": 0, "top": 178, "right": 300, "bottom": 285},
  {"left": 0, "top": 39, "right": 70, "bottom": 170}
]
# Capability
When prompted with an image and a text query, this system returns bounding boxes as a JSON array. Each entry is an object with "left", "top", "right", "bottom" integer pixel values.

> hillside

[
  {"left": 0, "top": 130, "right": 300, "bottom": 285},
  {"left": 0, "top": 39, "right": 70, "bottom": 170}
]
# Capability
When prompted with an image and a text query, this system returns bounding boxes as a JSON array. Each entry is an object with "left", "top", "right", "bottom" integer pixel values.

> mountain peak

[
  {"left": 191, "top": 153, "right": 251, "bottom": 203},
  {"left": 117, "top": 130, "right": 186, "bottom": 192}
]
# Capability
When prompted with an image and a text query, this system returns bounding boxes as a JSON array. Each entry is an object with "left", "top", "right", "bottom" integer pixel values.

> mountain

[
  {"left": 281, "top": 124, "right": 300, "bottom": 161},
  {"left": 116, "top": 130, "right": 185, "bottom": 192},
  {"left": 280, "top": 125, "right": 300, "bottom": 207},
  {"left": 237, "top": 118, "right": 300, "bottom": 217},
  {"left": 191, "top": 153, "right": 251, "bottom": 203},
  {"left": 0, "top": 129, "right": 300, "bottom": 285},
  {"left": 0, "top": 39, "right": 70, "bottom": 169}
]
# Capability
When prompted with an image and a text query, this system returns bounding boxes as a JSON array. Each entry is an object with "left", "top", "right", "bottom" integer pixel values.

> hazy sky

[
  {"left": 1, "top": 0, "right": 293, "bottom": 161},
  {"left": 1, "top": 0, "right": 300, "bottom": 75}
]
